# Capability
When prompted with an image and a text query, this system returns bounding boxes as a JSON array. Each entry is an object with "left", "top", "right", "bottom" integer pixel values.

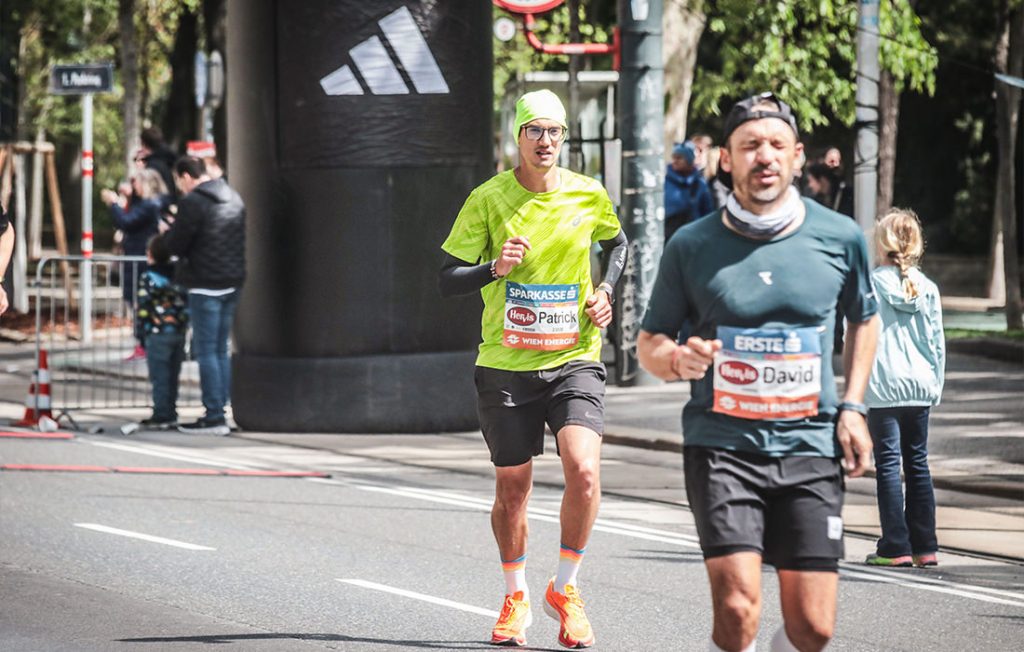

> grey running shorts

[
  {"left": 474, "top": 361, "right": 606, "bottom": 467},
  {"left": 684, "top": 446, "right": 845, "bottom": 572}
]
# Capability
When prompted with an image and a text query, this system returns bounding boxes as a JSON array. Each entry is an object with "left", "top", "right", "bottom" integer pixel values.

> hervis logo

[
  {"left": 320, "top": 6, "right": 449, "bottom": 96},
  {"left": 507, "top": 307, "right": 537, "bottom": 326}
]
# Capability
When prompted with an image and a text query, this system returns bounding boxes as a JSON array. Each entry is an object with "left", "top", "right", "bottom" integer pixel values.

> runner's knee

[{"left": 784, "top": 617, "right": 833, "bottom": 651}]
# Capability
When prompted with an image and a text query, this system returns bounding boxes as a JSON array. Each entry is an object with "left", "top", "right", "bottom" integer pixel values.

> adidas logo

[{"left": 320, "top": 6, "right": 449, "bottom": 96}]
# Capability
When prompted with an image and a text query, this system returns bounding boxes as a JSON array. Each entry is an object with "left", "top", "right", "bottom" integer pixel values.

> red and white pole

[{"left": 81, "top": 93, "right": 94, "bottom": 342}]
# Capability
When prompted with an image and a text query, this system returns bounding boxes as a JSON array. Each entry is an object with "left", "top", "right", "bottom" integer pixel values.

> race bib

[
  {"left": 503, "top": 282, "right": 580, "bottom": 351},
  {"left": 712, "top": 326, "right": 822, "bottom": 420}
]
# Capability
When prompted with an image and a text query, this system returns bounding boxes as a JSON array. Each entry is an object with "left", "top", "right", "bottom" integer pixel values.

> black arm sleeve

[
  {"left": 597, "top": 230, "right": 628, "bottom": 294},
  {"left": 438, "top": 253, "right": 494, "bottom": 297}
]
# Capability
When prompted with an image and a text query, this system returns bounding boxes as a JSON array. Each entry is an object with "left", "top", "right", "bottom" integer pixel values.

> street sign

[
  {"left": 50, "top": 64, "right": 114, "bottom": 95},
  {"left": 194, "top": 52, "right": 208, "bottom": 108},
  {"left": 493, "top": 0, "right": 565, "bottom": 15},
  {"left": 494, "top": 17, "right": 517, "bottom": 42}
]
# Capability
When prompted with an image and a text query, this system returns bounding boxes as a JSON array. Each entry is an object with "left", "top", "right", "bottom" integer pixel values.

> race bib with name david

[
  {"left": 712, "top": 326, "right": 822, "bottom": 420},
  {"left": 503, "top": 282, "right": 580, "bottom": 351}
]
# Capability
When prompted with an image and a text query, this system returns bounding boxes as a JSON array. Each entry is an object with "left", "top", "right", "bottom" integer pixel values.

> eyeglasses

[{"left": 521, "top": 125, "right": 565, "bottom": 142}]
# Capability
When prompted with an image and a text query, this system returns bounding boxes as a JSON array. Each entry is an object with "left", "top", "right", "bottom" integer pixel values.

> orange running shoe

[
  {"left": 544, "top": 578, "right": 595, "bottom": 649},
  {"left": 490, "top": 591, "right": 532, "bottom": 647}
]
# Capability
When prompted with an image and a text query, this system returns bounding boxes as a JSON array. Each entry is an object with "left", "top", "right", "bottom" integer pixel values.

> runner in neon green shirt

[{"left": 439, "top": 90, "right": 626, "bottom": 649}]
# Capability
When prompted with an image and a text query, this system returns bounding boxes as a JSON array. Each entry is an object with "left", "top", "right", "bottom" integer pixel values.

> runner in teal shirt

[
  {"left": 640, "top": 197, "right": 877, "bottom": 457},
  {"left": 637, "top": 92, "right": 880, "bottom": 652}
]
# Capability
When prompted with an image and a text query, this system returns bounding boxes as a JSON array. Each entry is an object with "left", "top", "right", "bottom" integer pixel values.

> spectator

[
  {"left": 101, "top": 168, "right": 167, "bottom": 361},
  {"left": 704, "top": 146, "right": 730, "bottom": 210},
  {"left": 805, "top": 162, "right": 853, "bottom": 218},
  {"left": 165, "top": 156, "right": 246, "bottom": 436},
  {"left": 136, "top": 234, "right": 189, "bottom": 430},
  {"left": 664, "top": 141, "right": 714, "bottom": 241},
  {"left": 691, "top": 133, "right": 714, "bottom": 174},
  {"left": 865, "top": 208, "right": 944, "bottom": 569},
  {"left": 824, "top": 146, "right": 842, "bottom": 171},
  {"left": 0, "top": 200, "right": 15, "bottom": 315},
  {"left": 139, "top": 126, "right": 178, "bottom": 199}
]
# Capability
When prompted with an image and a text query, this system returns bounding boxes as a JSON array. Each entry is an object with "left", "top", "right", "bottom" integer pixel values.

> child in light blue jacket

[{"left": 865, "top": 209, "right": 945, "bottom": 568}]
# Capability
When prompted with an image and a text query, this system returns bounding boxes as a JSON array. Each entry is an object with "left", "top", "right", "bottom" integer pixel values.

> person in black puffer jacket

[{"left": 164, "top": 156, "right": 246, "bottom": 436}]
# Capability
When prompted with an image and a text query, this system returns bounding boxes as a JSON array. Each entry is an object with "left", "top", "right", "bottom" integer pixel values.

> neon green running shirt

[{"left": 442, "top": 168, "right": 621, "bottom": 371}]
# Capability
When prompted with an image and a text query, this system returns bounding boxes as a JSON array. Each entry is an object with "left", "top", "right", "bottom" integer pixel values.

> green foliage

[
  {"left": 945, "top": 328, "right": 1024, "bottom": 341},
  {"left": 692, "top": 0, "right": 937, "bottom": 133},
  {"left": 12, "top": 0, "right": 191, "bottom": 233},
  {"left": 879, "top": 0, "right": 938, "bottom": 95}
]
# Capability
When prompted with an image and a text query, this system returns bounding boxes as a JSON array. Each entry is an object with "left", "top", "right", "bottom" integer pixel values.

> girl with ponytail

[{"left": 865, "top": 209, "right": 945, "bottom": 568}]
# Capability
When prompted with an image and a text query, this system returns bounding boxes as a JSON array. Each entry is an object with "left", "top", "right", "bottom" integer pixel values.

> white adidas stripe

[
  {"left": 378, "top": 6, "right": 449, "bottom": 94},
  {"left": 319, "top": 5, "right": 449, "bottom": 96},
  {"left": 350, "top": 35, "right": 409, "bottom": 95}
]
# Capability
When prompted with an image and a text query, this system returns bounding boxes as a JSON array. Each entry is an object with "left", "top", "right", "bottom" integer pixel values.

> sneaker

[
  {"left": 544, "top": 578, "right": 595, "bottom": 649},
  {"left": 177, "top": 418, "right": 231, "bottom": 436},
  {"left": 123, "top": 345, "right": 146, "bottom": 362},
  {"left": 140, "top": 416, "right": 177, "bottom": 430},
  {"left": 490, "top": 591, "right": 532, "bottom": 647},
  {"left": 865, "top": 553, "right": 913, "bottom": 567},
  {"left": 913, "top": 553, "right": 938, "bottom": 568}
]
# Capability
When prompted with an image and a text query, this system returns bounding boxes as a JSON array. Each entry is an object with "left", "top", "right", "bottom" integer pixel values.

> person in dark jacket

[
  {"left": 164, "top": 156, "right": 246, "bottom": 436},
  {"left": 102, "top": 168, "right": 167, "bottom": 360},
  {"left": 664, "top": 140, "right": 714, "bottom": 242},
  {"left": 139, "top": 126, "right": 178, "bottom": 201}
]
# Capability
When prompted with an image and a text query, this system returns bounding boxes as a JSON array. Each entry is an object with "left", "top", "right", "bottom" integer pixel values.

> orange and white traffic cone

[{"left": 13, "top": 349, "right": 53, "bottom": 428}]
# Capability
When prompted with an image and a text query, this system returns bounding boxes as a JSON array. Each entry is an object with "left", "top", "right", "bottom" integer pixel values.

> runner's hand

[
  {"left": 671, "top": 337, "right": 723, "bottom": 380},
  {"left": 0, "top": 286, "right": 7, "bottom": 315},
  {"left": 585, "top": 290, "right": 612, "bottom": 328},
  {"left": 837, "top": 410, "right": 872, "bottom": 477},
  {"left": 494, "top": 236, "right": 531, "bottom": 277}
]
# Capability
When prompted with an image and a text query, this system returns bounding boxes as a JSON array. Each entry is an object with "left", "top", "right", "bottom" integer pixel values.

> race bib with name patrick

[
  {"left": 712, "top": 326, "right": 822, "bottom": 420},
  {"left": 503, "top": 282, "right": 580, "bottom": 351}
]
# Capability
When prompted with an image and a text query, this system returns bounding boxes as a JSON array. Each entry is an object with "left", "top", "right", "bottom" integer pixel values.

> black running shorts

[
  {"left": 684, "top": 446, "right": 845, "bottom": 571},
  {"left": 474, "top": 361, "right": 606, "bottom": 467}
]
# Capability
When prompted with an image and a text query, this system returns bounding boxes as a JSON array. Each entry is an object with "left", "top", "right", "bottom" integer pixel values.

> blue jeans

[
  {"left": 145, "top": 331, "right": 186, "bottom": 421},
  {"left": 867, "top": 406, "right": 938, "bottom": 557},
  {"left": 189, "top": 290, "right": 240, "bottom": 421}
]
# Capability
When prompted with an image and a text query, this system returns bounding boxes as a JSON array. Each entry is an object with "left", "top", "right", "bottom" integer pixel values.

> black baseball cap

[{"left": 722, "top": 92, "right": 799, "bottom": 144}]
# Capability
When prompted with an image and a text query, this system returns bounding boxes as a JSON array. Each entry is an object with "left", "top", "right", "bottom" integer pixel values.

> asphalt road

[{"left": 2, "top": 430, "right": 1023, "bottom": 651}]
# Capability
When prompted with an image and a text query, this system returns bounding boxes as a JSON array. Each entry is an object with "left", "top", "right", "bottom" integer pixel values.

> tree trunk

[
  {"left": 994, "top": 3, "right": 1023, "bottom": 328},
  {"left": 876, "top": 68, "right": 899, "bottom": 219},
  {"left": 662, "top": 0, "right": 705, "bottom": 153},
  {"left": 118, "top": 0, "right": 141, "bottom": 176},
  {"left": 161, "top": 8, "right": 199, "bottom": 152}
]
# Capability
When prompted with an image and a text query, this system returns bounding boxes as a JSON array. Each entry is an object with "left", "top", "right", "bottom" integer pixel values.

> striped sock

[
  {"left": 502, "top": 554, "right": 528, "bottom": 599},
  {"left": 554, "top": 543, "right": 585, "bottom": 593}
]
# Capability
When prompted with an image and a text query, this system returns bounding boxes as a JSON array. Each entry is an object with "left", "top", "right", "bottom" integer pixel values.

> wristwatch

[{"left": 837, "top": 400, "right": 868, "bottom": 417}]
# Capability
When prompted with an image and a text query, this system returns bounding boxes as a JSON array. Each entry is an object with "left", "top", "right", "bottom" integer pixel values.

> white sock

[
  {"left": 554, "top": 543, "right": 585, "bottom": 593},
  {"left": 501, "top": 554, "right": 528, "bottom": 600},
  {"left": 770, "top": 626, "right": 800, "bottom": 652},
  {"left": 709, "top": 638, "right": 756, "bottom": 652}
]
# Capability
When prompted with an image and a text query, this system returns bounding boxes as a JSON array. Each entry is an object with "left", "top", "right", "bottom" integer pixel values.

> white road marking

[
  {"left": 77, "top": 436, "right": 1022, "bottom": 608},
  {"left": 841, "top": 568, "right": 1024, "bottom": 608},
  {"left": 87, "top": 440, "right": 259, "bottom": 470},
  {"left": 74, "top": 523, "right": 215, "bottom": 551},
  {"left": 338, "top": 579, "right": 497, "bottom": 618}
]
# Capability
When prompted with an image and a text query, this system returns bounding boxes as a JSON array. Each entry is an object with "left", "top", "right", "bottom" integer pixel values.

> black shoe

[
  {"left": 140, "top": 416, "right": 177, "bottom": 430},
  {"left": 177, "top": 418, "right": 231, "bottom": 436}
]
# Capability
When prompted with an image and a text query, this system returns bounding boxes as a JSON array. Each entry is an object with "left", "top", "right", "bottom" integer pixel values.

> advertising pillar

[{"left": 227, "top": 1, "right": 492, "bottom": 432}]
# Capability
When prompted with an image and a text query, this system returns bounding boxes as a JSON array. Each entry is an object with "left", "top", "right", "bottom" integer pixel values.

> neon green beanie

[{"left": 513, "top": 90, "right": 568, "bottom": 140}]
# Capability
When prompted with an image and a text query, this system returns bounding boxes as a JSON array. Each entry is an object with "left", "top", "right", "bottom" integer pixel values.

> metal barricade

[{"left": 31, "top": 255, "right": 201, "bottom": 427}]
